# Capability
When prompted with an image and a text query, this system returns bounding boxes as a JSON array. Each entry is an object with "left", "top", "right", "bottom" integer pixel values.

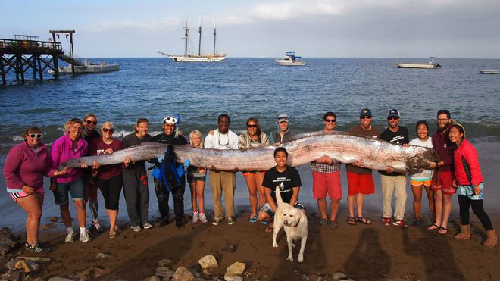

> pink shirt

[
  {"left": 51, "top": 135, "right": 88, "bottom": 183},
  {"left": 4, "top": 142, "right": 56, "bottom": 192}
]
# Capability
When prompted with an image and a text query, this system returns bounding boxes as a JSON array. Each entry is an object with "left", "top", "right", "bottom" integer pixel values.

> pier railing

[{"left": 0, "top": 39, "right": 63, "bottom": 54}]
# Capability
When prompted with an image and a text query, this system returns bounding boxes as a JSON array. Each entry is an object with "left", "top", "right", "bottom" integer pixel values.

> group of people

[{"left": 3, "top": 109, "right": 497, "bottom": 253}]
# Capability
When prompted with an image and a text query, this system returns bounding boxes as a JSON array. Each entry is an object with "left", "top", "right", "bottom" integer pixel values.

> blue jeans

[{"left": 53, "top": 179, "right": 84, "bottom": 205}]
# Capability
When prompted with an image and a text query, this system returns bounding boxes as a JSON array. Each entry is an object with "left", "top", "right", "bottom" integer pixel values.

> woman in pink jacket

[
  {"left": 4, "top": 127, "right": 66, "bottom": 253},
  {"left": 51, "top": 118, "right": 91, "bottom": 243},
  {"left": 450, "top": 123, "right": 497, "bottom": 247}
]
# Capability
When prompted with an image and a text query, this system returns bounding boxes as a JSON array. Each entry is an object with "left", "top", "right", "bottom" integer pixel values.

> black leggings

[
  {"left": 97, "top": 173, "right": 123, "bottom": 211},
  {"left": 458, "top": 195, "right": 493, "bottom": 230}
]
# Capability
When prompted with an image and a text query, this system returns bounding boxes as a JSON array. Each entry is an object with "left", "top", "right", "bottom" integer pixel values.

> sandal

[
  {"left": 427, "top": 223, "right": 439, "bottom": 231},
  {"left": 356, "top": 217, "right": 372, "bottom": 224},
  {"left": 347, "top": 217, "right": 356, "bottom": 225},
  {"left": 438, "top": 227, "right": 448, "bottom": 234},
  {"left": 265, "top": 226, "right": 274, "bottom": 233}
]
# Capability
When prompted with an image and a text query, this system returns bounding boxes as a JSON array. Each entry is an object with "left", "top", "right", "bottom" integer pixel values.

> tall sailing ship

[{"left": 159, "top": 14, "right": 226, "bottom": 62}]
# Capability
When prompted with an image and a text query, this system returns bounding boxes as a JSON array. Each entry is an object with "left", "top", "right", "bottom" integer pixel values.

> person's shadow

[
  {"left": 345, "top": 228, "right": 391, "bottom": 280},
  {"left": 403, "top": 226, "right": 464, "bottom": 280}
]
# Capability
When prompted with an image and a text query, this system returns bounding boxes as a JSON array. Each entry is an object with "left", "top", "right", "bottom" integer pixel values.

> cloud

[
  {"left": 251, "top": 1, "right": 341, "bottom": 20},
  {"left": 85, "top": 17, "right": 180, "bottom": 32}
]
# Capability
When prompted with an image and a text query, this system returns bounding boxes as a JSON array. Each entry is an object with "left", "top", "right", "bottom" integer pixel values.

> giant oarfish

[{"left": 59, "top": 133, "right": 438, "bottom": 173}]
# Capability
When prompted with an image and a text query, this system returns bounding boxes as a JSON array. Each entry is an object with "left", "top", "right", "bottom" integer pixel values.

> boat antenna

[
  {"left": 213, "top": 18, "right": 217, "bottom": 55},
  {"left": 183, "top": 16, "right": 189, "bottom": 56},
  {"left": 198, "top": 12, "right": 202, "bottom": 56}
]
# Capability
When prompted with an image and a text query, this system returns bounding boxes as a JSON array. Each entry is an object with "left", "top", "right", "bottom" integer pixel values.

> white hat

[
  {"left": 163, "top": 116, "right": 178, "bottom": 125},
  {"left": 277, "top": 114, "right": 289, "bottom": 123}
]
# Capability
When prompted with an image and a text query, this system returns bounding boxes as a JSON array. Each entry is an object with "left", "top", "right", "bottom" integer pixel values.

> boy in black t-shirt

[{"left": 258, "top": 147, "right": 303, "bottom": 230}]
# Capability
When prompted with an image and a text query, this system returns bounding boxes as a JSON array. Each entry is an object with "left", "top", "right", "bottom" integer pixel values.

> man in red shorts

[
  {"left": 427, "top": 110, "right": 455, "bottom": 234},
  {"left": 311, "top": 112, "right": 342, "bottom": 229},
  {"left": 345, "top": 109, "right": 381, "bottom": 225}
]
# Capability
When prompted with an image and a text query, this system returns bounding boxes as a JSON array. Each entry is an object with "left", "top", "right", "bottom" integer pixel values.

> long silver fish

[{"left": 59, "top": 133, "right": 438, "bottom": 173}]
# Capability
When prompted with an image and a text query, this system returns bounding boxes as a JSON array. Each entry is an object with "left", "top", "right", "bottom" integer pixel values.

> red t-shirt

[{"left": 89, "top": 138, "right": 123, "bottom": 180}]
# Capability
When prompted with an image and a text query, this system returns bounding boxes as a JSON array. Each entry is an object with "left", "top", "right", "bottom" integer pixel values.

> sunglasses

[
  {"left": 388, "top": 117, "right": 399, "bottom": 121},
  {"left": 247, "top": 124, "right": 258, "bottom": 128},
  {"left": 325, "top": 119, "right": 336, "bottom": 123},
  {"left": 86, "top": 120, "right": 97, "bottom": 125},
  {"left": 360, "top": 116, "right": 371, "bottom": 119},
  {"left": 102, "top": 128, "right": 114, "bottom": 133},
  {"left": 29, "top": 134, "right": 42, "bottom": 139}
]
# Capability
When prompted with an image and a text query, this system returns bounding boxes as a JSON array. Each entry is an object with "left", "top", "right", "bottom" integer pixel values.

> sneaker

[
  {"left": 227, "top": 217, "right": 235, "bottom": 225},
  {"left": 393, "top": 220, "right": 409, "bottom": 228},
  {"left": 382, "top": 217, "right": 391, "bottom": 227},
  {"left": 91, "top": 221, "right": 105, "bottom": 233},
  {"left": 199, "top": 212, "right": 208, "bottom": 223},
  {"left": 329, "top": 220, "right": 339, "bottom": 229},
  {"left": 28, "top": 243, "right": 50, "bottom": 253},
  {"left": 249, "top": 214, "right": 258, "bottom": 223},
  {"left": 64, "top": 231, "right": 74, "bottom": 243},
  {"left": 319, "top": 218, "right": 328, "bottom": 226},
  {"left": 192, "top": 211, "right": 199, "bottom": 223},
  {"left": 130, "top": 225, "right": 142, "bottom": 232},
  {"left": 79, "top": 230, "right": 91, "bottom": 243},
  {"left": 109, "top": 229, "right": 117, "bottom": 239},
  {"left": 143, "top": 222, "right": 153, "bottom": 229},
  {"left": 212, "top": 217, "right": 223, "bottom": 225}
]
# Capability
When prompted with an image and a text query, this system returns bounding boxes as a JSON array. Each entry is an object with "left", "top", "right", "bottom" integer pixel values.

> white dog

[{"left": 272, "top": 186, "right": 308, "bottom": 263}]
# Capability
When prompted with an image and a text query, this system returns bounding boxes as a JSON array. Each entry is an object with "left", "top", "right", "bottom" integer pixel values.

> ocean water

[{"left": 1, "top": 58, "right": 499, "bottom": 231}]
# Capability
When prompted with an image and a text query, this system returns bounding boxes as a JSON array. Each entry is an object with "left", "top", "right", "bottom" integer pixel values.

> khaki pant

[
  {"left": 381, "top": 174, "right": 407, "bottom": 221},
  {"left": 210, "top": 171, "right": 236, "bottom": 219}
]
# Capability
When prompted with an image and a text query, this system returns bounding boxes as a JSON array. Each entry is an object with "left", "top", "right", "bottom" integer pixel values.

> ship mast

[
  {"left": 198, "top": 13, "right": 202, "bottom": 56},
  {"left": 213, "top": 18, "right": 217, "bottom": 55},
  {"left": 183, "top": 17, "right": 189, "bottom": 56}
]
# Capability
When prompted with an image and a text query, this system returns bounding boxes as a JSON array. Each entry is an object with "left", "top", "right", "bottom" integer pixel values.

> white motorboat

[
  {"left": 159, "top": 14, "right": 226, "bottom": 62},
  {"left": 50, "top": 59, "right": 119, "bottom": 75},
  {"left": 396, "top": 57, "right": 441, "bottom": 69},
  {"left": 276, "top": 51, "right": 306, "bottom": 66},
  {"left": 480, "top": 70, "right": 500, "bottom": 74}
]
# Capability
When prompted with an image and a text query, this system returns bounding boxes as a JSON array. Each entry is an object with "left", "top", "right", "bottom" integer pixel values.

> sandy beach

[{"left": 2, "top": 138, "right": 500, "bottom": 280}]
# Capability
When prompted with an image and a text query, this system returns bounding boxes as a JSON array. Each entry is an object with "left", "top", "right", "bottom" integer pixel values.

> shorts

[
  {"left": 410, "top": 179, "right": 432, "bottom": 187},
  {"left": 259, "top": 202, "right": 305, "bottom": 217},
  {"left": 9, "top": 186, "right": 44, "bottom": 202},
  {"left": 187, "top": 174, "right": 207, "bottom": 184},
  {"left": 457, "top": 183, "right": 484, "bottom": 200},
  {"left": 312, "top": 171, "right": 342, "bottom": 200},
  {"left": 431, "top": 170, "right": 455, "bottom": 195},
  {"left": 242, "top": 171, "right": 266, "bottom": 177},
  {"left": 53, "top": 179, "right": 84, "bottom": 205},
  {"left": 97, "top": 173, "right": 123, "bottom": 210},
  {"left": 347, "top": 171, "right": 375, "bottom": 196}
]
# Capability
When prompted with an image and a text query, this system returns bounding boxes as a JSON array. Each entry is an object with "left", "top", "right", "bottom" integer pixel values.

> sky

[{"left": 2, "top": 0, "right": 500, "bottom": 58}]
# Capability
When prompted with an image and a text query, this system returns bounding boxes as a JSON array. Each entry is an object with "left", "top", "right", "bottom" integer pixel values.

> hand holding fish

[
  {"left": 54, "top": 167, "right": 68, "bottom": 176},
  {"left": 386, "top": 166, "right": 394, "bottom": 173},
  {"left": 124, "top": 156, "right": 131, "bottom": 168}
]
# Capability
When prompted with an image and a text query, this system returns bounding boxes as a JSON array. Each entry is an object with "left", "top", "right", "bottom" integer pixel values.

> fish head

[{"left": 406, "top": 148, "right": 439, "bottom": 173}]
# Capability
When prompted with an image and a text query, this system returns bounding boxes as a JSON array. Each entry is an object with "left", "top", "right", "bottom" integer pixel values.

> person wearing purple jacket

[
  {"left": 51, "top": 118, "right": 92, "bottom": 243},
  {"left": 4, "top": 127, "right": 67, "bottom": 253}
]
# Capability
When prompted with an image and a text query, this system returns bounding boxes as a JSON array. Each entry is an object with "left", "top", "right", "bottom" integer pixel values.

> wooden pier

[{"left": 0, "top": 31, "right": 82, "bottom": 85}]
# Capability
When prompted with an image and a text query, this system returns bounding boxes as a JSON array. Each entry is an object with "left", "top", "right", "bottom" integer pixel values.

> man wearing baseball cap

[
  {"left": 379, "top": 109, "right": 410, "bottom": 228},
  {"left": 345, "top": 108, "right": 380, "bottom": 225},
  {"left": 269, "top": 114, "right": 293, "bottom": 145},
  {"left": 152, "top": 115, "right": 188, "bottom": 228}
]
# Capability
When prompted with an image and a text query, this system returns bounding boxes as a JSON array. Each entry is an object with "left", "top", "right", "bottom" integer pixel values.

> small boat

[
  {"left": 276, "top": 51, "right": 306, "bottom": 66},
  {"left": 50, "top": 59, "right": 119, "bottom": 75},
  {"left": 396, "top": 57, "right": 441, "bottom": 69},
  {"left": 480, "top": 70, "right": 500, "bottom": 74}
]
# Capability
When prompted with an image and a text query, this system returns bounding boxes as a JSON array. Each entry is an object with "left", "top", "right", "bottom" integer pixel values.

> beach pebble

[
  {"left": 1, "top": 270, "right": 23, "bottom": 281},
  {"left": 40, "top": 223, "right": 56, "bottom": 230},
  {"left": 224, "top": 275, "right": 243, "bottom": 281},
  {"left": 14, "top": 260, "right": 34, "bottom": 273},
  {"left": 0, "top": 227, "right": 18, "bottom": 255},
  {"left": 142, "top": 276, "right": 161, "bottom": 281},
  {"left": 222, "top": 244, "right": 236, "bottom": 253},
  {"left": 155, "top": 267, "right": 175, "bottom": 279},
  {"left": 16, "top": 256, "right": 51, "bottom": 263},
  {"left": 48, "top": 278, "right": 73, "bottom": 281},
  {"left": 96, "top": 252, "right": 115, "bottom": 259},
  {"left": 302, "top": 274, "right": 310, "bottom": 280},
  {"left": 198, "top": 255, "right": 218, "bottom": 269},
  {"left": 157, "top": 258, "right": 173, "bottom": 267},
  {"left": 332, "top": 272, "right": 346, "bottom": 280},
  {"left": 75, "top": 266, "right": 105, "bottom": 280},
  {"left": 173, "top": 267, "right": 194, "bottom": 281},
  {"left": 226, "top": 262, "right": 245, "bottom": 276}
]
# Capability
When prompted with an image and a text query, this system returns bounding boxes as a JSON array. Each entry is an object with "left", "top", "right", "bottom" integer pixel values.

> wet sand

[{"left": 5, "top": 138, "right": 500, "bottom": 280}]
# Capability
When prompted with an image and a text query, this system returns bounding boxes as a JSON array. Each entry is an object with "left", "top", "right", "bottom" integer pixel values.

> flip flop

[
  {"left": 438, "top": 227, "right": 448, "bottom": 234},
  {"left": 265, "top": 226, "right": 274, "bottom": 233},
  {"left": 347, "top": 217, "right": 356, "bottom": 225},
  {"left": 356, "top": 217, "right": 372, "bottom": 224},
  {"left": 427, "top": 224, "right": 439, "bottom": 231}
]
